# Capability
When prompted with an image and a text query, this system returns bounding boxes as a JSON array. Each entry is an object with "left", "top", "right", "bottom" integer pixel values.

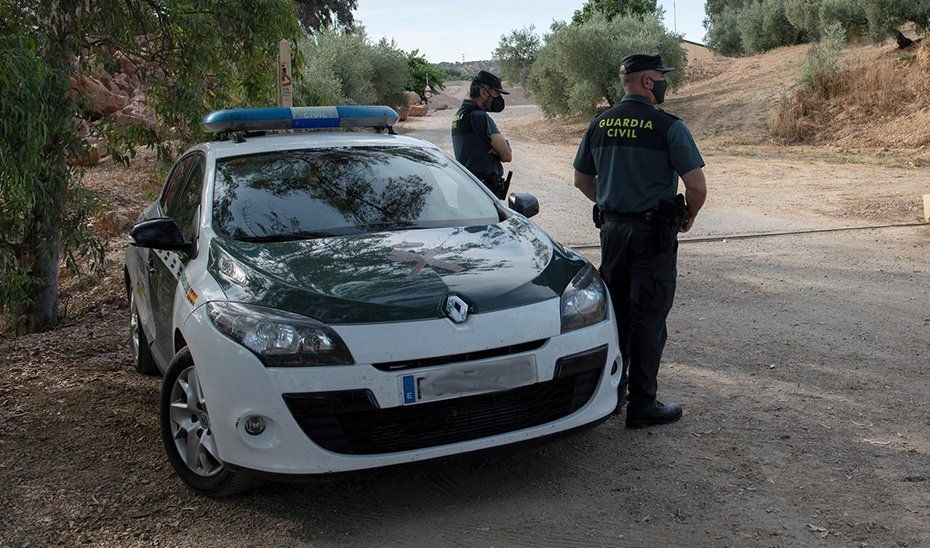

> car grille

[
  {"left": 283, "top": 345, "right": 608, "bottom": 455},
  {"left": 371, "top": 339, "right": 548, "bottom": 371}
]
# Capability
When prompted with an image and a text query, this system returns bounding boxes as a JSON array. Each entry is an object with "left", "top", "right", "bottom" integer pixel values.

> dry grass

[{"left": 772, "top": 40, "right": 930, "bottom": 147}]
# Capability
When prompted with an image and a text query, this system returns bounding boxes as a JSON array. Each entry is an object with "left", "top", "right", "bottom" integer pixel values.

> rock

[
  {"left": 395, "top": 106, "right": 409, "bottom": 122},
  {"left": 434, "top": 103, "right": 449, "bottom": 111},
  {"left": 408, "top": 104, "right": 428, "bottom": 117},
  {"left": 70, "top": 74, "right": 127, "bottom": 120},
  {"left": 405, "top": 91, "right": 422, "bottom": 107},
  {"left": 71, "top": 145, "right": 100, "bottom": 167}
]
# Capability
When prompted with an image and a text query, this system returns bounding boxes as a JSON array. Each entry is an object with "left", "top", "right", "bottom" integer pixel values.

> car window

[
  {"left": 160, "top": 156, "right": 194, "bottom": 213},
  {"left": 171, "top": 154, "right": 206, "bottom": 243},
  {"left": 213, "top": 147, "right": 501, "bottom": 240}
]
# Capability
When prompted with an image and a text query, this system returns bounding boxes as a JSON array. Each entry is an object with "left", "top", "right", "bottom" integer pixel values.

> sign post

[{"left": 276, "top": 39, "right": 293, "bottom": 108}]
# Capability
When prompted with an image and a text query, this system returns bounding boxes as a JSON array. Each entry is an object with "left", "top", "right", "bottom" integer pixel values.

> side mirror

[
  {"left": 129, "top": 217, "right": 191, "bottom": 254},
  {"left": 508, "top": 192, "right": 540, "bottom": 218}
]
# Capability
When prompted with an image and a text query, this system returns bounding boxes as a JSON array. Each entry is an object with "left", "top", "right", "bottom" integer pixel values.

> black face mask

[
  {"left": 651, "top": 78, "right": 668, "bottom": 105},
  {"left": 481, "top": 86, "right": 504, "bottom": 112}
]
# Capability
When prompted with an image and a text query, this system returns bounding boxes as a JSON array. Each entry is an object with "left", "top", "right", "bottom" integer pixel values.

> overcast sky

[{"left": 353, "top": 0, "right": 707, "bottom": 63}]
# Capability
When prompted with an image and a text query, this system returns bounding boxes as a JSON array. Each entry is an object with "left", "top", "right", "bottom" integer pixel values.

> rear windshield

[{"left": 213, "top": 146, "right": 500, "bottom": 241}]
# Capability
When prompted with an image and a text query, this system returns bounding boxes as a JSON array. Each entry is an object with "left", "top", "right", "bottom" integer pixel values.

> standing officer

[
  {"left": 452, "top": 70, "right": 513, "bottom": 198},
  {"left": 573, "top": 53, "right": 707, "bottom": 429}
]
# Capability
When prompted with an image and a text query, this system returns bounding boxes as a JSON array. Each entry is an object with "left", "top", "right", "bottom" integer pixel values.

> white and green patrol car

[{"left": 124, "top": 106, "right": 621, "bottom": 496}]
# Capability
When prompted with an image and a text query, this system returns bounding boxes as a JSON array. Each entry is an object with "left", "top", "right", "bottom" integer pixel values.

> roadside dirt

[{"left": 2, "top": 59, "right": 930, "bottom": 545}]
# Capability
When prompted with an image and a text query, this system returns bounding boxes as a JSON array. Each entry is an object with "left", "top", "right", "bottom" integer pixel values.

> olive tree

[
  {"left": 494, "top": 26, "right": 541, "bottom": 85},
  {"left": 527, "top": 11, "right": 685, "bottom": 116}
]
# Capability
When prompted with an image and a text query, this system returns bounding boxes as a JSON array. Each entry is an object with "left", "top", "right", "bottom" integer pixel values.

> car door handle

[{"left": 147, "top": 258, "right": 157, "bottom": 274}]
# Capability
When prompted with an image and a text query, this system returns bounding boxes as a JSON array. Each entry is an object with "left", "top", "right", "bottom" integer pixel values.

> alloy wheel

[{"left": 168, "top": 366, "right": 224, "bottom": 477}]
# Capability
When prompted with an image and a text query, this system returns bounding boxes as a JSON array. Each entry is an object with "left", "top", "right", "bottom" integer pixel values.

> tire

[
  {"left": 129, "top": 293, "right": 160, "bottom": 376},
  {"left": 160, "top": 347, "right": 263, "bottom": 497}
]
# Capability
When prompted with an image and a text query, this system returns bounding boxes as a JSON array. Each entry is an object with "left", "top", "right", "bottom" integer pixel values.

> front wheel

[{"left": 160, "top": 348, "right": 263, "bottom": 497}]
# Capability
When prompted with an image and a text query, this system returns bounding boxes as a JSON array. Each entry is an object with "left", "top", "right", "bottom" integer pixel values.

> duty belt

[{"left": 601, "top": 210, "right": 654, "bottom": 223}]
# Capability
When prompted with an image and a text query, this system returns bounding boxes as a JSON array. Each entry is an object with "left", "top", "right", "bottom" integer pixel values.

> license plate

[{"left": 399, "top": 357, "right": 537, "bottom": 405}]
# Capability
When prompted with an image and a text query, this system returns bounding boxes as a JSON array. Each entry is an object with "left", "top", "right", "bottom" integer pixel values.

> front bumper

[{"left": 184, "top": 298, "right": 620, "bottom": 475}]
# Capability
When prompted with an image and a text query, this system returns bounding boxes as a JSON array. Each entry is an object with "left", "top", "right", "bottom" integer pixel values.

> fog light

[{"left": 244, "top": 415, "right": 266, "bottom": 436}]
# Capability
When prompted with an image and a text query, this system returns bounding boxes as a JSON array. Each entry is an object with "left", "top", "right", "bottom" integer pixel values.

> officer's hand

[{"left": 679, "top": 218, "right": 694, "bottom": 233}]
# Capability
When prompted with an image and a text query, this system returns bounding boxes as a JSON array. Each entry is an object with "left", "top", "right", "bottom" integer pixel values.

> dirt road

[{"left": 1, "top": 106, "right": 929, "bottom": 546}]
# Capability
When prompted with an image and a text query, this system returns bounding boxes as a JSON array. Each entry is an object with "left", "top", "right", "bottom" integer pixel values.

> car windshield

[{"left": 213, "top": 146, "right": 501, "bottom": 241}]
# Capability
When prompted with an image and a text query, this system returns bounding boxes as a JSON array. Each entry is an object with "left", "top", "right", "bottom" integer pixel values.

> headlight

[
  {"left": 207, "top": 302, "right": 354, "bottom": 367},
  {"left": 560, "top": 264, "right": 607, "bottom": 333}
]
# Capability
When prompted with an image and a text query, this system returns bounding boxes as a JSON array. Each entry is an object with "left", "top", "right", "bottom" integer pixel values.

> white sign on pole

[{"left": 277, "top": 39, "right": 293, "bottom": 107}]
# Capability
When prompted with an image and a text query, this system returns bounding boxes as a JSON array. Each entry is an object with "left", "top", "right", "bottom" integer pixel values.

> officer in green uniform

[
  {"left": 451, "top": 71, "right": 513, "bottom": 198},
  {"left": 573, "top": 53, "right": 708, "bottom": 429}
]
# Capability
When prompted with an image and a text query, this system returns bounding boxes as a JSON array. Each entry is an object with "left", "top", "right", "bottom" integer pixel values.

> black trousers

[{"left": 599, "top": 220, "right": 678, "bottom": 402}]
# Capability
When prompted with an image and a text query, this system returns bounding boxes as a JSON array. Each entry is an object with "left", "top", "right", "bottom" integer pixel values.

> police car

[{"left": 124, "top": 105, "right": 621, "bottom": 496}]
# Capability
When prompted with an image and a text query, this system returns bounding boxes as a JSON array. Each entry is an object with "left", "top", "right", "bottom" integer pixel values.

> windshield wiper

[{"left": 237, "top": 231, "right": 338, "bottom": 243}]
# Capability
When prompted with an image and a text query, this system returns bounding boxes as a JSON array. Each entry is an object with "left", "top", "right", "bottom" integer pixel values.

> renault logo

[{"left": 444, "top": 295, "right": 469, "bottom": 323}]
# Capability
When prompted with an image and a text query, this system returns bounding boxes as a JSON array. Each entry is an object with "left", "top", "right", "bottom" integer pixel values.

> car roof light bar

[{"left": 200, "top": 105, "right": 400, "bottom": 134}]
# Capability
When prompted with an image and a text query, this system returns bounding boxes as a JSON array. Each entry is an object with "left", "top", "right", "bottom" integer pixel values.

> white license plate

[{"left": 398, "top": 356, "right": 537, "bottom": 405}]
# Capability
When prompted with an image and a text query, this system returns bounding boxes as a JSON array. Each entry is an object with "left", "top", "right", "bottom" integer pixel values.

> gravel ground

[{"left": 1, "top": 109, "right": 929, "bottom": 546}]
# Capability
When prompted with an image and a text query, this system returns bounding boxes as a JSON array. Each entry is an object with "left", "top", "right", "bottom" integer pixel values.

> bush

[
  {"left": 526, "top": 11, "right": 685, "bottom": 116},
  {"left": 299, "top": 29, "right": 410, "bottom": 108},
  {"left": 706, "top": 6, "right": 745, "bottom": 55},
  {"left": 797, "top": 22, "right": 846, "bottom": 93}
]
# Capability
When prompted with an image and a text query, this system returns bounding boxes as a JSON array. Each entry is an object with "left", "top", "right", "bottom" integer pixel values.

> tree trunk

[
  {"left": 21, "top": 5, "right": 75, "bottom": 332},
  {"left": 25, "top": 211, "right": 62, "bottom": 332}
]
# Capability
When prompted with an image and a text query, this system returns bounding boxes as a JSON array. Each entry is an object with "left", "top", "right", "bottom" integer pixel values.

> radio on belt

[{"left": 200, "top": 105, "right": 400, "bottom": 134}]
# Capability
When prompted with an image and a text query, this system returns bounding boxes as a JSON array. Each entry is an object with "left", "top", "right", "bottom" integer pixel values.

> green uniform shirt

[
  {"left": 451, "top": 99, "right": 503, "bottom": 179},
  {"left": 573, "top": 94, "right": 704, "bottom": 213}
]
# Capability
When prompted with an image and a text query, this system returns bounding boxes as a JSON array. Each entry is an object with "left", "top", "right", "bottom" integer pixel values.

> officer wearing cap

[
  {"left": 573, "top": 53, "right": 708, "bottom": 429},
  {"left": 452, "top": 70, "right": 513, "bottom": 198}
]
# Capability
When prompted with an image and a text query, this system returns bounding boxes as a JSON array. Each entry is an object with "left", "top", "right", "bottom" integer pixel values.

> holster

[
  {"left": 652, "top": 194, "right": 689, "bottom": 254},
  {"left": 592, "top": 204, "right": 603, "bottom": 228}
]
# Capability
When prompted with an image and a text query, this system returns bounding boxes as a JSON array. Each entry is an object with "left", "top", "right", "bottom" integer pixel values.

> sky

[{"left": 353, "top": 0, "right": 707, "bottom": 63}]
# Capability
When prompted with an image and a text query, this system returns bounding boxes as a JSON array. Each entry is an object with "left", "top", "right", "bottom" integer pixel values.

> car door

[
  {"left": 135, "top": 155, "right": 194, "bottom": 362},
  {"left": 151, "top": 153, "right": 206, "bottom": 362}
]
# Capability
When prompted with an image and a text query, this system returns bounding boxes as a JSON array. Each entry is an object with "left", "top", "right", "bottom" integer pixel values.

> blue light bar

[{"left": 200, "top": 105, "right": 400, "bottom": 133}]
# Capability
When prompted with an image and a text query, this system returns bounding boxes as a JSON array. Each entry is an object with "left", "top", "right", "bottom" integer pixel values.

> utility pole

[
  {"left": 276, "top": 38, "right": 293, "bottom": 107},
  {"left": 673, "top": 0, "right": 678, "bottom": 33}
]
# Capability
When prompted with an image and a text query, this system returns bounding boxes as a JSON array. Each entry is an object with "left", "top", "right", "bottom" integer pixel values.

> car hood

[{"left": 208, "top": 216, "right": 586, "bottom": 324}]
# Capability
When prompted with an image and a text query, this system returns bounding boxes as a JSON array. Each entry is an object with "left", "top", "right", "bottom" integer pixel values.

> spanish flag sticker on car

[{"left": 186, "top": 287, "right": 198, "bottom": 306}]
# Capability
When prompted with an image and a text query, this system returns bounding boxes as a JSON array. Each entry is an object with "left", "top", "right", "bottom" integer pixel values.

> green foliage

[
  {"left": 0, "top": 0, "right": 358, "bottom": 332},
  {"left": 406, "top": 50, "right": 446, "bottom": 98},
  {"left": 299, "top": 29, "right": 410, "bottom": 107},
  {"left": 494, "top": 26, "right": 541, "bottom": 85},
  {"left": 818, "top": 0, "right": 869, "bottom": 38},
  {"left": 526, "top": 11, "right": 685, "bottom": 116},
  {"left": 294, "top": 0, "right": 357, "bottom": 31},
  {"left": 572, "top": 0, "right": 658, "bottom": 24},
  {"left": 859, "top": 0, "right": 930, "bottom": 41},
  {"left": 707, "top": 6, "right": 745, "bottom": 55},
  {"left": 785, "top": 0, "right": 824, "bottom": 35},
  {"left": 0, "top": 33, "right": 100, "bottom": 331},
  {"left": 737, "top": 0, "right": 800, "bottom": 53},
  {"left": 797, "top": 22, "right": 846, "bottom": 92}
]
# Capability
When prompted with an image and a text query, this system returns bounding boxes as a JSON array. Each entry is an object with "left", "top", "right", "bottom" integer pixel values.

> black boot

[{"left": 626, "top": 399, "right": 683, "bottom": 429}]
